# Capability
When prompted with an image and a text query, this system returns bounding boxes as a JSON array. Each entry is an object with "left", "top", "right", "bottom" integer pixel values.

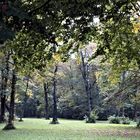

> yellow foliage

[
  {"left": 95, "top": 71, "right": 100, "bottom": 80},
  {"left": 27, "top": 90, "right": 33, "bottom": 98},
  {"left": 132, "top": 17, "right": 140, "bottom": 33},
  {"left": 133, "top": 23, "right": 140, "bottom": 33},
  {"left": 76, "top": 55, "right": 81, "bottom": 64},
  {"left": 53, "top": 53, "right": 61, "bottom": 62},
  {"left": 108, "top": 72, "right": 120, "bottom": 84},
  {"left": 0, "top": 52, "right": 5, "bottom": 58}
]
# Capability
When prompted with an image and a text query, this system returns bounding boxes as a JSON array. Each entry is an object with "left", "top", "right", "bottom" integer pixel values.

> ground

[{"left": 0, "top": 119, "right": 140, "bottom": 140}]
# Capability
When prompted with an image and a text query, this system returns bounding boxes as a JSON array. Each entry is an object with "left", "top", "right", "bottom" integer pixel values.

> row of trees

[
  {"left": 1, "top": 48, "right": 140, "bottom": 127},
  {"left": 0, "top": 0, "right": 140, "bottom": 130}
]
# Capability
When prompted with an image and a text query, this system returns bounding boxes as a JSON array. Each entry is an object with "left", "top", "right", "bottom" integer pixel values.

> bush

[
  {"left": 85, "top": 111, "right": 98, "bottom": 123},
  {"left": 108, "top": 115, "right": 120, "bottom": 124},
  {"left": 121, "top": 117, "right": 130, "bottom": 125},
  {"left": 137, "top": 119, "right": 140, "bottom": 127},
  {"left": 108, "top": 115, "right": 131, "bottom": 125},
  {"left": 97, "top": 112, "right": 108, "bottom": 121}
]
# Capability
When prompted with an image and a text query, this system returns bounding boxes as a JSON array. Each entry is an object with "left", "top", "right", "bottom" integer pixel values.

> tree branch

[{"left": 28, "top": 0, "right": 51, "bottom": 15}]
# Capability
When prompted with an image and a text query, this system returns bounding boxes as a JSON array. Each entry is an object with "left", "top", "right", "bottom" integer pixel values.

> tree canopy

[{"left": 0, "top": 0, "right": 139, "bottom": 72}]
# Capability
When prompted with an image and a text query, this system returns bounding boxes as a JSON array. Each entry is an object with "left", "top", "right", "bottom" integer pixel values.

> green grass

[{"left": 0, "top": 119, "right": 140, "bottom": 140}]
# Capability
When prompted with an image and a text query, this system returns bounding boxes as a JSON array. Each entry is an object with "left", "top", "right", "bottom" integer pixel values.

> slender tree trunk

[
  {"left": 3, "top": 70, "right": 16, "bottom": 130},
  {"left": 116, "top": 108, "right": 120, "bottom": 117},
  {"left": 134, "top": 73, "right": 139, "bottom": 121},
  {"left": 134, "top": 104, "right": 138, "bottom": 121},
  {"left": 44, "top": 82, "right": 50, "bottom": 119},
  {"left": 0, "top": 54, "right": 10, "bottom": 123},
  {"left": 50, "top": 65, "right": 59, "bottom": 124},
  {"left": 120, "top": 71, "right": 126, "bottom": 117},
  {"left": 0, "top": 95, "right": 6, "bottom": 123},
  {"left": 122, "top": 107, "right": 125, "bottom": 117},
  {"left": 85, "top": 80, "right": 92, "bottom": 118},
  {"left": 89, "top": 83, "right": 93, "bottom": 110},
  {"left": 22, "top": 78, "right": 29, "bottom": 119},
  {"left": 0, "top": 70, "right": 5, "bottom": 123},
  {"left": 80, "top": 51, "right": 92, "bottom": 118}
]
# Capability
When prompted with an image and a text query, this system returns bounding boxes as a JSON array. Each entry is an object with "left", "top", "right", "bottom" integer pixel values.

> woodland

[{"left": 0, "top": 0, "right": 140, "bottom": 140}]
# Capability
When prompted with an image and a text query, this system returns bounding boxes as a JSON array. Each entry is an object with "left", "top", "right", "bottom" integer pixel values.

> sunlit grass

[{"left": 0, "top": 119, "right": 140, "bottom": 140}]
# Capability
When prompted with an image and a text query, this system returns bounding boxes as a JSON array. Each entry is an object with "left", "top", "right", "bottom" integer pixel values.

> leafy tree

[
  {"left": 1, "top": 0, "right": 139, "bottom": 71},
  {"left": 78, "top": 44, "right": 100, "bottom": 122}
]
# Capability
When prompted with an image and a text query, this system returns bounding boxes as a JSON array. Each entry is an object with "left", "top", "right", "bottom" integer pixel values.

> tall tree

[
  {"left": 3, "top": 69, "right": 17, "bottom": 130},
  {"left": 0, "top": 52, "right": 10, "bottom": 123},
  {"left": 43, "top": 82, "right": 50, "bottom": 119},
  {"left": 79, "top": 45, "right": 100, "bottom": 122},
  {"left": 50, "top": 65, "right": 59, "bottom": 124},
  {"left": 80, "top": 51, "right": 92, "bottom": 118}
]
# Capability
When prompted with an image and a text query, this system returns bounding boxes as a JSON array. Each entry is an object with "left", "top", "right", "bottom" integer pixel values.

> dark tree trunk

[
  {"left": 122, "top": 107, "right": 125, "bottom": 117},
  {"left": 50, "top": 65, "right": 59, "bottom": 124},
  {"left": 0, "top": 70, "right": 5, "bottom": 123},
  {"left": 0, "top": 54, "right": 10, "bottom": 123},
  {"left": 84, "top": 79, "right": 92, "bottom": 118},
  {"left": 3, "top": 70, "right": 16, "bottom": 130},
  {"left": 89, "top": 83, "right": 93, "bottom": 110},
  {"left": 80, "top": 51, "right": 92, "bottom": 118},
  {"left": 134, "top": 104, "right": 138, "bottom": 121},
  {"left": 0, "top": 95, "right": 6, "bottom": 123},
  {"left": 22, "top": 78, "right": 29, "bottom": 119},
  {"left": 44, "top": 82, "right": 50, "bottom": 119}
]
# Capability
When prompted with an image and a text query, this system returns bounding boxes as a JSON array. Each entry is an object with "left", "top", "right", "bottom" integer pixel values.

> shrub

[
  {"left": 97, "top": 112, "right": 108, "bottom": 121},
  {"left": 121, "top": 117, "right": 130, "bottom": 125},
  {"left": 108, "top": 116, "right": 131, "bottom": 125},
  {"left": 137, "top": 119, "right": 140, "bottom": 127},
  {"left": 108, "top": 115, "right": 120, "bottom": 124},
  {"left": 85, "top": 111, "right": 98, "bottom": 123}
]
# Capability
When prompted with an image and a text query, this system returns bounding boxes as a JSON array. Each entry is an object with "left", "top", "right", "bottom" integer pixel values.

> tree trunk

[
  {"left": 44, "top": 82, "right": 50, "bottom": 119},
  {"left": 0, "top": 54, "right": 10, "bottom": 123},
  {"left": 22, "top": 78, "right": 29, "bottom": 119},
  {"left": 116, "top": 108, "right": 120, "bottom": 117},
  {"left": 134, "top": 104, "right": 138, "bottom": 121},
  {"left": 0, "top": 95, "right": 6, "bottom": 123},
  {"left": 3, "top": 70, "right": 16, "bottom": 130},
  {"left": 0, "top": 69, "right": 5, "bottom": 123},
  {"left": 84, "top": 80, "right": 92, "bottom": 118},
  {"left": 80, "top": 51, "right": 92, "bottom": 118},
  {"left": 50, "top": 65, "right": 59, "bottom": 124}
]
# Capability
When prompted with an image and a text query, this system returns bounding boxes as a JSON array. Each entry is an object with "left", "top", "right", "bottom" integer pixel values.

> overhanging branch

[{"left": 28, "top": 0, "right": 51, "bottom": 15}]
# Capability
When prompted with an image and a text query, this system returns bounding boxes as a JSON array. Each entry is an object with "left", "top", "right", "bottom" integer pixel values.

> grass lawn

[{"left": 0, "top": 119, "right": 140, "bottom": 140}]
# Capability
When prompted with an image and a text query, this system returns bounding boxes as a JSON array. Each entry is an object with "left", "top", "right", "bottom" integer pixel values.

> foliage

[
  {"left": 137, "top": 120, "right": 140, "bottom": 128},
  {"left": 109, "top": 116, "right": 131, "bottom": 125},
  {"left": 1, "top": 0, "right": 139, "bottom": 72},
  {"left": 121, "top": 117, "right": 130, "bottom": 125},
  {"left": 85, "top": 110, "right": 98, "bottom": 123},
  {"left": 108, "top": 115, "right": 121, "bottom": 124}
]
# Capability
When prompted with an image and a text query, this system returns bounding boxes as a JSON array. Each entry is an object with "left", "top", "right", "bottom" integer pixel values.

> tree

[
  {"left": 93, "top": 1, "right": 140, "bottom": 71},
  {"left": 1, "top": 0, "right": 139, "bottom": 72},
  {"left": 50, "top": 65, "right": 59, "bottom": 124},
  {"left": 43, "top": 82, "right": 50, "bottom": 119},
  {"left": 0, "top": 50, "right": 10, "bottom": 123},
  {"left": 78, "top": 44, "right": 100, "bottom": 122},
  {"left": 3, "top": 69, "right": 17, "bottom": 130},
  {"left": 57, "top": 60, "right": 88, "bottom": 119},
  {"left": 80, "top": 50, "right": 92, "bottom": 118}
]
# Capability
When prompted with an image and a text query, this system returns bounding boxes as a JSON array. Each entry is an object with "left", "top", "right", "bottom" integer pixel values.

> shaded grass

[{"left": 0, "top": 119, "right": 140, "bottom": 140}]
